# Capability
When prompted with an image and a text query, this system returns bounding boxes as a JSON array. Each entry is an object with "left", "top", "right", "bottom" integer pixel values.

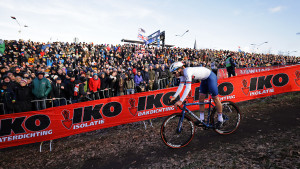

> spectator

[
  {"left": 109, "top": 69, "right": 118, "bottom": 97},
  {"left": 78, "top": 77, "right": 90, "bottom": 102},
  {"left": 50, "top": 77, "right": 66, "bottom": 107},
  {"left": 148, "top": 65, "right": 156, "bottom": 91},
  {"left": 225, "top": 52, "right": 236, "bottom": 77},
  {"left": 2, "top": 75, "right": 11, "bottom": 86},
  {"left": 8, "top": 73, "right": 19, "bottom": 92},
  {"left": 125, "top": 73, "right": 135, "bottom": 95},
  {"left": 0, "top": 82, "right": 15, "bottom": 114},
  {"left": 32, "top": 71, "right": 52, "bottom": 110},
  {"left": 159, "top": 64, "right": 169, "bottom": 89},
  {"left": 118, "top": 76, "right": 125, "bottom": 96},
  {"left": 64, "top": 72, "right": 74, "bottom": 100},
  {"left": 142, "top": 67, "right": 150, "bottom": 91},
  {"left": 66, "top": 73, "right": 77, "bottom": 103},
  {"left": 15, "top": 79, "right": 33, "bottom": 113},
  {"left": 99, "top": 72, "right": 110, "bottom": 98},
  {"left": 14, "top": 67, "right": 22, "bottom": 77},
  {"left": 134, "top": 70, "right": 144, "bottom": 93},
  {"left": 89, "top": 73, "right": 101, "bottom": 99}
]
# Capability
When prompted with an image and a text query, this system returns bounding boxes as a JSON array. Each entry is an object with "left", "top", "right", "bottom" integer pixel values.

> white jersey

[{"left": 173, "top": 67, "right": 211, "bottom": 102}]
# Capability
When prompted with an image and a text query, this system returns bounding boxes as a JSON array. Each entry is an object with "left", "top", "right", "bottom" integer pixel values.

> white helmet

[{"left": 169, "top": 61, "right": 184, "bottom": 72}]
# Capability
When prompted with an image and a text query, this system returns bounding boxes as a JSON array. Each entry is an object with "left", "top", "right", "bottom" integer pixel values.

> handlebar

[{"left": 169, "top": 100, "right": 186, "bottom": 110}]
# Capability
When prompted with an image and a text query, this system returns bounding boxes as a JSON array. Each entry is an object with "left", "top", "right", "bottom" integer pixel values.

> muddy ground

[{"left": 0, "top": 92, "right": 299, "bottom": 169}]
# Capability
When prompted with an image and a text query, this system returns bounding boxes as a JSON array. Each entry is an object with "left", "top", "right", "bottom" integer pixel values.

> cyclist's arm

[
  {"left": 179, "top": 70, "right": 192, "bottom": 102},
  {"left": 173, "top": 76, "right": 185, "bottom": 98},
  {"left": 180, "top": 81, "right": 191, "bottom": 102}
]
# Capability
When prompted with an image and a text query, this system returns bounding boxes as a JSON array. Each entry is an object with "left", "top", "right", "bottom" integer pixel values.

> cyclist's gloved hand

[
  {"left": 174, "top": 100, "right": 183, "bottom": 109},
  {"left": 169, "top": 96, "right": 176, "bottom": 104}
]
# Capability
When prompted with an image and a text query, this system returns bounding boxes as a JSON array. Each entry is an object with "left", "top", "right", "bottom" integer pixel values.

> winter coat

[
  {"left": 88, "top": 77, "right": 101, "bottom": 92},
  {"left": 100, "top": 76, "right": 110, "bottom": 90},
  {"left": 15, "top": 85, "right": 33, "bottom": 102},
  {"left": 0, "top": 88, "right": 16, "bottom": 103},
  {"left": 125, "top": 78, "right": 135, "bottom": 89},
  {"left": 149, "top": 70, "right": 156, "bottom": 81},
  {"left": 51, "top": 82, "right": 66, "bottom": 98},
  {"left": 109, "top": 75, "right": 118, "bottom": 91},
  {"left": 15, "top": 85, "right": 33, "bottom": 113},
  {"left": 65, "top": 80, "right": 76, "bottom": 99},
  {"left": 160, "top": 69, "right": 169, "bottom": 79},
  {"left": 134, "top": 74, "right": 143, "bottom": 86},
  {"left": 142, "top": 71, "right": 150, "bottom": 84},
  {"left": 32, "top": 77, "right": 52, "bottom": 99}
]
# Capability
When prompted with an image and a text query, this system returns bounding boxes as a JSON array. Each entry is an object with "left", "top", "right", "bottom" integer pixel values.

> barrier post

[{"left": 142, "top": 120, "right": 153, "bottom": 129}]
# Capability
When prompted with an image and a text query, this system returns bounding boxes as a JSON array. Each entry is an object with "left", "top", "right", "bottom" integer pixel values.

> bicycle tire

[
  {"left": 211, "top": 101, "right": 241, "bottom": 135},
  {"left": 161, "top": 114, "right": 195, "bottom": 148}
]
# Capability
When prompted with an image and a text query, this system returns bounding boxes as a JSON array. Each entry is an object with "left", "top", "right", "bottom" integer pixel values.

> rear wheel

[
  {"left": 211, "top": 101, "right": 241, "bottom": 135},
  {"left": 161, "top": 114, "right": 195, "bottom": 148}
]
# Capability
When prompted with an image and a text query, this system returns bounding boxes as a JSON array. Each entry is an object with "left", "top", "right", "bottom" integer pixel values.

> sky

[{"left": 0, "top": 0, "right": 300, "bottom": 56}]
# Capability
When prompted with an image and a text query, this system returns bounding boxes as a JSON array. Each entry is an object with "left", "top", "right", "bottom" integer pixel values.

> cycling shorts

[{"left": 199, "top": 72, "right": 218, "bottom": 97}]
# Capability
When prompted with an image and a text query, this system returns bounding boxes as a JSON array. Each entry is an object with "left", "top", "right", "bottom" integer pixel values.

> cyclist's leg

[
  {"left": 211, "top": 96, "right": 222, "bottom": 116},
  {"left": 207, "top": 72, "right": 223, "bottom": 122},
  {"left": 199, "top": 80, "right": 208, "bottom": 121}
]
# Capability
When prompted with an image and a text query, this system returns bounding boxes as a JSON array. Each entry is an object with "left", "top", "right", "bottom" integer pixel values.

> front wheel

[
  {"left": 161, "top": 114, "right": 195, "bottom": 148},
  {"left": 211, "top": 101, "right": 241, "bottom": 135}
]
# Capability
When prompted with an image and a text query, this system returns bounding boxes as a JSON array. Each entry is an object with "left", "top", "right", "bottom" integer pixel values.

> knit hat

[{"left": 20, "top": 79, "right": 27, "bottom": 84}]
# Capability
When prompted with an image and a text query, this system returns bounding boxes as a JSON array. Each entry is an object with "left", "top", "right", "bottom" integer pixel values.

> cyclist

[{"left": 169, "top": 61, "right": 223, "bottom": 127}]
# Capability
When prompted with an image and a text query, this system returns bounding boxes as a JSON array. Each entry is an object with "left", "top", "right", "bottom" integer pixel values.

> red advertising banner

[
  {"left": 0, "top": 65, "right": 300, "bottom": 149},
  {"left": 217, "top": 65, "right": 297, "bottom": 79}
]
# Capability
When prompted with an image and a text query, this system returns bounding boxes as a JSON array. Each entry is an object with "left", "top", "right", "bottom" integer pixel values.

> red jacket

[{"left": 89, "top": 77, "right": 101, "bottom": 92}]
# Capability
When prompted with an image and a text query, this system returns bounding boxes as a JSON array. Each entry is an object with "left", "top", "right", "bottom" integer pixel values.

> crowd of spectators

[{"left": 0, "top": 39, "right": 299, "bottom": 114}]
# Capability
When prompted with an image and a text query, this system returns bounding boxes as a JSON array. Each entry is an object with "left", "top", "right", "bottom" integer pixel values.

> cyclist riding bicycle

[{"left": 169, "top": 61, "right": 224, "bottom": 128}]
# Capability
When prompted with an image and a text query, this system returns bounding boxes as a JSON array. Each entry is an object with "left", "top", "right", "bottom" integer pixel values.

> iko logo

[
  {"left": 242, "top": 79, "right": 250, "bottom": 95},
  {"left": 241, "top": 73, "right": 289, "bottom": 96},
  {"left": 60, "top": 102, "right": 122, "bottom": 130},
  {"left": 128, "top": 98, "right": 138, "bottom": 116},
  {"left": 62, "top": 110, "right": 72, "bottom": 129}
]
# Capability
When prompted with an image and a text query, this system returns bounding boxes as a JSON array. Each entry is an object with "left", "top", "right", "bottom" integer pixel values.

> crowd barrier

[{"left": 0, "top": 65, "right": 299, "bottom": 149}]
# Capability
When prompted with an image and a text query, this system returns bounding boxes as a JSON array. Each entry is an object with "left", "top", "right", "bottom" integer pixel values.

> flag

[
  {"left": 11, "top": 16, "right": 16, "bottom": 19},
  {"left": 194, "top": 39, "right": 197, "bottom": 49},
  {"left": 0, "top": 39, "right": 5, "bottom": 55},
  {"left": 138, "top": 34, "right": 147, "bottom": 41},
  {"left": 137, "top": 28, "right": 147, "bottom": 42}
]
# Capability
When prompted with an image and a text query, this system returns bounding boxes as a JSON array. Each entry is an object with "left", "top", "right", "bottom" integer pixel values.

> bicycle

[{"left": 160, "top": 96, "right": 241, "bottom": 148}]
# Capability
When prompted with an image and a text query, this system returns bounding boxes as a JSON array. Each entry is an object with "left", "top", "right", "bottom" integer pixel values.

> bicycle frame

[{"left": 177, "top": 98, "right": 216, "bottom": 131}]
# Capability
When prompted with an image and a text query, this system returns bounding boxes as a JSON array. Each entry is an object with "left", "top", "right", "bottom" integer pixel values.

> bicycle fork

[{"left": 176, "top": 106, "right": 186, "bottom": 134}]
